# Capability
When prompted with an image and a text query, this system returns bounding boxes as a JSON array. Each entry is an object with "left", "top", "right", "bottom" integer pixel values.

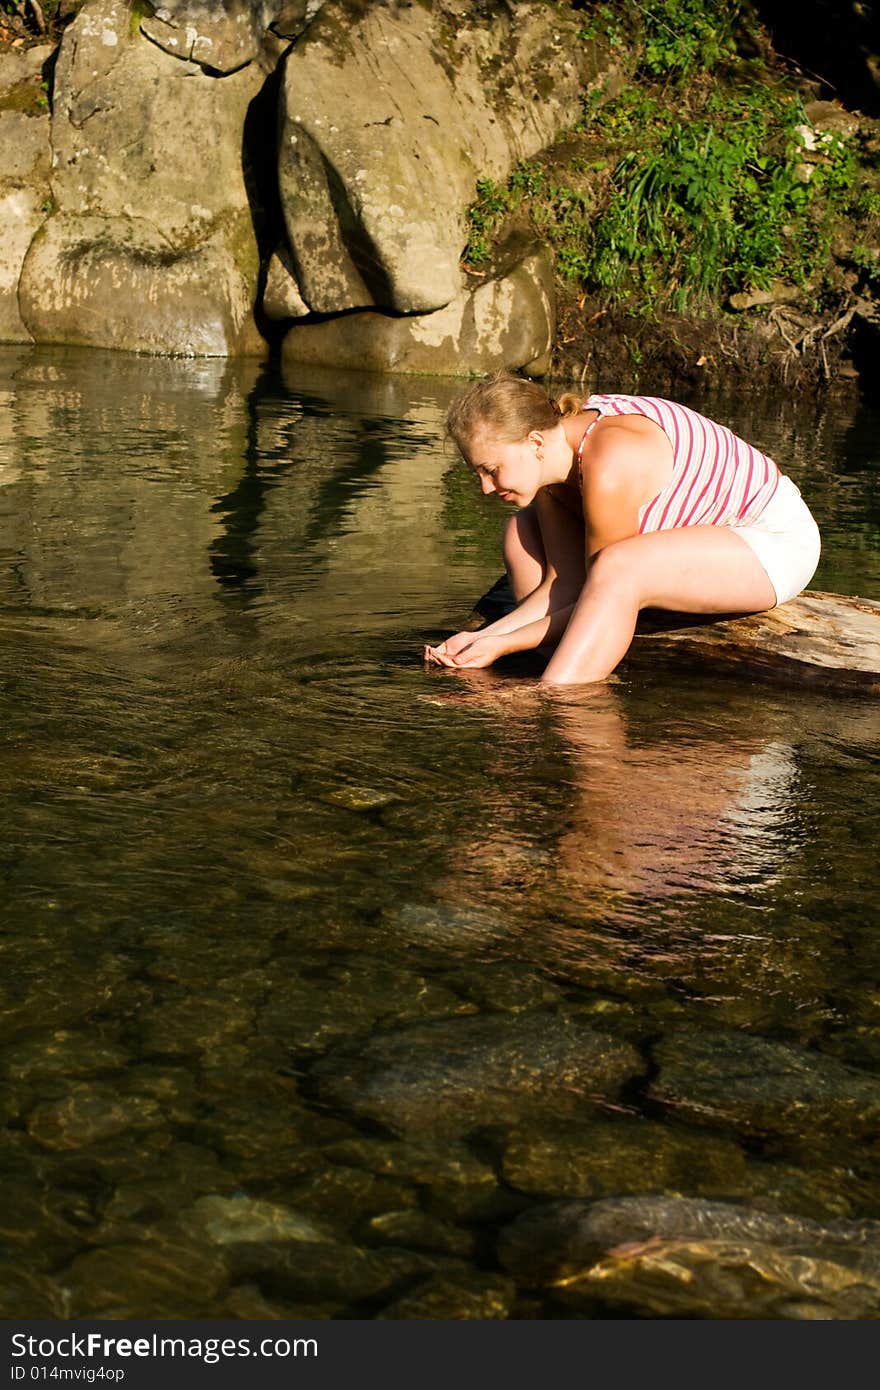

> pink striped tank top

[{"left": 582, "top": 394, "right": 780, "bottom": 532}]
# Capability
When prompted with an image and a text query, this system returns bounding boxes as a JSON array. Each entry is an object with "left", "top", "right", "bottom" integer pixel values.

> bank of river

[{"left": 1, "top": 345, "right": 879, "bottom": 1319}]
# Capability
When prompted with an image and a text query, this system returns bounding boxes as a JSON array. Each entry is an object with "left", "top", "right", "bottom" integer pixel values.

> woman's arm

[{"left": 426, "top": 487, "right": 586, "bottom": 665}]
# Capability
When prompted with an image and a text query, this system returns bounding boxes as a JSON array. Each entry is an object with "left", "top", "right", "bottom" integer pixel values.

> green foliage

[
  {"left": 577, "top": 0, "right": 761, "bottom": 81},
  {"left": 463, "top": 78, "right": 878, "bottom": 317}
]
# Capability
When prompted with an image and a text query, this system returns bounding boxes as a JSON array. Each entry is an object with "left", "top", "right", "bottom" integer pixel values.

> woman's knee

[{"left": 587, "top": 538, "right": 641, "bottom": 593}]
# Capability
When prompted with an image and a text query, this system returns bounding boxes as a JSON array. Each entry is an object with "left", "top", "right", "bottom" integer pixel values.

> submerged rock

[
  {"left": 3, "top": 1028, "right": 130, "bottom": 1085},
  {"left": 378, "top": 1270, "right": 516, "bottom": 1320},
  {"left": 584, "top": 1236, "right": 880, "bottom": 1319},
  {"left": 61, "top": 1236, "right": 229, "bottom": 1318},
  {"left": 648, "top": 1028, "right": 880, "bottom": 1140},
  {"left": 228, "top": 1237, "right": 462, "bottom": 1305},
  {"left": 256, "top": 956, "right": 469, "bottom": 1059},
  {"left": 310, "top": 1010, "right": 642, "bottom": 1139},
  {"left": 26, "top": 1085, "right": 164, "bottom": 1151},
  {"left": 0, "top": 1266, "right": 67, "bottom": 1320},
  {"left": 391, "top": 901, "right": 511, "bottom": 955},
  {"left": 501, "top": 1118, "right": 748, "bottom": 1200},
  {"left": 360, "top": 1209, "right": 475, "bottom": 1260},
  {"left": 284, "top": 1164, "right": 419, "bottom": 1230},
  {"left": 498, "top": 1194, "right": 880, "bottom": 1302},
  {"left": 186, "top": 1194, "right": 336, "bottom": 1247}
]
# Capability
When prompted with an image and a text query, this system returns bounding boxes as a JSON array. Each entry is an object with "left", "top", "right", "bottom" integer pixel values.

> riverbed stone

[
  {"left": 284, "top": 1164, "right": 419, "bottom": 1230},
  {"left": 26, "top": 1084, "right": 164, "bottom": 1151},
  {"left": 3, "top": 1029, "right": 130, "bottom": 1086},
  {"left": 391, "top": 901, "right": 511, "bottom": 955},
  {"left": 324, "top": 1136, "right": 497, "bottom": 1189},
  {"left": 191, "top": 1094, "right": 352, "bottom": 1184},
  {"left": 228, "top": 1236, "right": 459, "bottom": 1304},
  {"left": 224, "top": 1282, "right": 343, "bottom": 1319},
  {"left": 498, "top": 1195, "right": 880, "bottom": 1291},
  {"left": 0, "top": 1265, "right": 67, "bottom": 1319},
  {"left": 281, "top": 245, "right": 555, "bottom": 377},
  {"left": 278, "top": 0, "right": 612, "bottom": 314},
  {"left": 322, "top": 1135, "right": 505, "bottom": 1224},
  {"left": 62, "top": 1236, "right": 229, "bottom": 1317},
  {"left": 256, "top": 956, "right": 469, "bottom": 1060},
  {"left": 99, "top": 1142, "right": 235, "bottom": 1229},
  {"left": 310, "top": 1010, "right": 642, "bottom": 1140},
  {"left": 648, "top": 1027, "right": 880, "bottom": 1140},
  {"left": 582, "top": 1235, "right": 880, "bottom": 1319},
  {"left": 378, "top": 1270, "right": 516, "bottom": 1319},
  {"left": 186, "top": 1194, "right": 337, "bottom": 1246},
  {"left": 139, "top": 987, "right": 255, "bottom": 1059},
  {"left": 360, "top": 1209, "right": 475, "bottom": 1260},
  {"left": 500, "top": 1118, "right": 749, "bottom": 1200}
]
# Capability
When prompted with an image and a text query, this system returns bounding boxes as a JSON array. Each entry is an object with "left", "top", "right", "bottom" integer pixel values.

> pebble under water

[{"left": 1, "top": 346, "right": 879, "bottom": 1320}]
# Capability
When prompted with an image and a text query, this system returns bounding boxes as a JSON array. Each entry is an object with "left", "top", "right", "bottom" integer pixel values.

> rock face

[
  {"left": 139, "top": 0, "right": 317, "bottom": 73},
  {"left": 282, "top": 244, "right": 555, "bottom": 377},
  {"left": 0, "top": 46, "right": 53, "bottom": 342},
  {"left": 277, "top": 0, "right": 606, "bottom": 318},
  {"left": 19, "top": 0, "right": 265, "bottom": 355},
  {"left": 3, "top": 0, "right": 617, "bottom": 367}
]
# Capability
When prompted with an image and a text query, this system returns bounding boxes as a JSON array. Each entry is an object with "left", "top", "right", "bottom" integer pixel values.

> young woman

[{"left": 424, "top": 374, "right": 821, "bottom": 685}]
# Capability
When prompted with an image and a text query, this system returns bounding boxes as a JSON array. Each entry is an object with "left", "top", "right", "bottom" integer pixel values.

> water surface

[{"left": 1, "top": 347, "right": 878, "bottom": 1320}]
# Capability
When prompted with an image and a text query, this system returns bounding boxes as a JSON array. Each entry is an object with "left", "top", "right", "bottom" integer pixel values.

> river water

[{"left": 1, "top": 345, "right": 879, "bottom": 1320}]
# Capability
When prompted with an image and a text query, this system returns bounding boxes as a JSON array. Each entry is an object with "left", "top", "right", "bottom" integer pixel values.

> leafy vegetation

[{"left": 463, "top": 0, "right": 879, "bottom": 318}]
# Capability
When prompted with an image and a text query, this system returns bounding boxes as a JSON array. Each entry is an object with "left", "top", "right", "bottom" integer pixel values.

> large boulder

[
  {"left": 19, "top": 214, "right": 262, "bottom": 356},
  {"left": 139, "top": 0, "right": 324, "bottom": 72},
  {"left": 0, "top": 46, "right": 53, "bottom": 343},
  {"left": 277, "top": 0, "right": 616, "bottom": 316},
  {"left": 22, "top": 0, "right": 266, "bottom": 354},
  {"left": 281, "top": 243, "right": 555, "bottom": 377},
  {"left": 141, "top": 0, "right": 279, "bottom": 72}
]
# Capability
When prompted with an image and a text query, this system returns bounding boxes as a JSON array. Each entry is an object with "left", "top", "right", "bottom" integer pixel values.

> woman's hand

[
  {"left": 423, "top": 629, "right": 507, "bottom": 670},
  {"left": 423, "top": 629, "right": 476, "bottom": 664}
]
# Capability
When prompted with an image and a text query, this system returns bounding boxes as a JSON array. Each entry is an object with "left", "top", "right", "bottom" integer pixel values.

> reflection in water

[
  {"left": 0, "top": 345, "right": 879, "bottom": 1321},
  {"left": 547, "top": 690, "right": 800, "bottom": 898}
]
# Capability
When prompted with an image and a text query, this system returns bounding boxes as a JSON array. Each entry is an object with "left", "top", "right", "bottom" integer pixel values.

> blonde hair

[{"left": 445, "top": 373, "right": 584, "bottom": 453}]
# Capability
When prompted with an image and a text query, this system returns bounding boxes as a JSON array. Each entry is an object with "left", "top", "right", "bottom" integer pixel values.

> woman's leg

[
  {"left": 503, "top": 493, "right": 586, "bottom": 604},
  {"left": 541, "top": 525, "right": 777, "bottom": 685},
  {"left": 502, "top": 505, "right": 545, "bottom": 601}
]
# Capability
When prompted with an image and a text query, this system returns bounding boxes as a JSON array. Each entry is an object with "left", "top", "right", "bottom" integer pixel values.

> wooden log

[
  {"left": 472, "top": 582, "right": 880, "bottom": 693},
  {"left": 631, "top": 591, "right": 880, "bottom": 693}
]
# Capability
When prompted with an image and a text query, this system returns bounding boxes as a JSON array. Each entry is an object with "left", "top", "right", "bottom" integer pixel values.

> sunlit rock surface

[
  {"left": 277, "top": 0, "right": 611, "bottom": 315},
  {"left": 282, "top": 245, "right": 555, "bottom": 376},
  {"left": 0, "top": 46, "right": 52, "bottom": 342},
  {"left": 20, "top": 0, "right": 264, "bottom": 354},
  {"left": 499, "top": 1195, "right": 880, "bottom": 1319}
]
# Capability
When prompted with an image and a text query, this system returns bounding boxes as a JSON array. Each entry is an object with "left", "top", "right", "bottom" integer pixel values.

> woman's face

[{"left": 464, "top": 428, "right": 543, "bottom": 508}]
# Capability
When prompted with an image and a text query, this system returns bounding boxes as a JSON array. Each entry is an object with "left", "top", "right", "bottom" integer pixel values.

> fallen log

[{"left": 472, "top": 583, "right": 880, "bottom": 693}]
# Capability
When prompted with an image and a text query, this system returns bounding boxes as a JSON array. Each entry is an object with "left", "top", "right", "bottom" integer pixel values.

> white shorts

[{"left": 732, "top": 475, "right": 821, "bottom": 605}]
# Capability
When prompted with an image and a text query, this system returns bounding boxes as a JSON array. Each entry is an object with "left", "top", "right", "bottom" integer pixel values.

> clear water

[{"left": 1, "top": 345, "right": 878, "bottom": 1320}]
